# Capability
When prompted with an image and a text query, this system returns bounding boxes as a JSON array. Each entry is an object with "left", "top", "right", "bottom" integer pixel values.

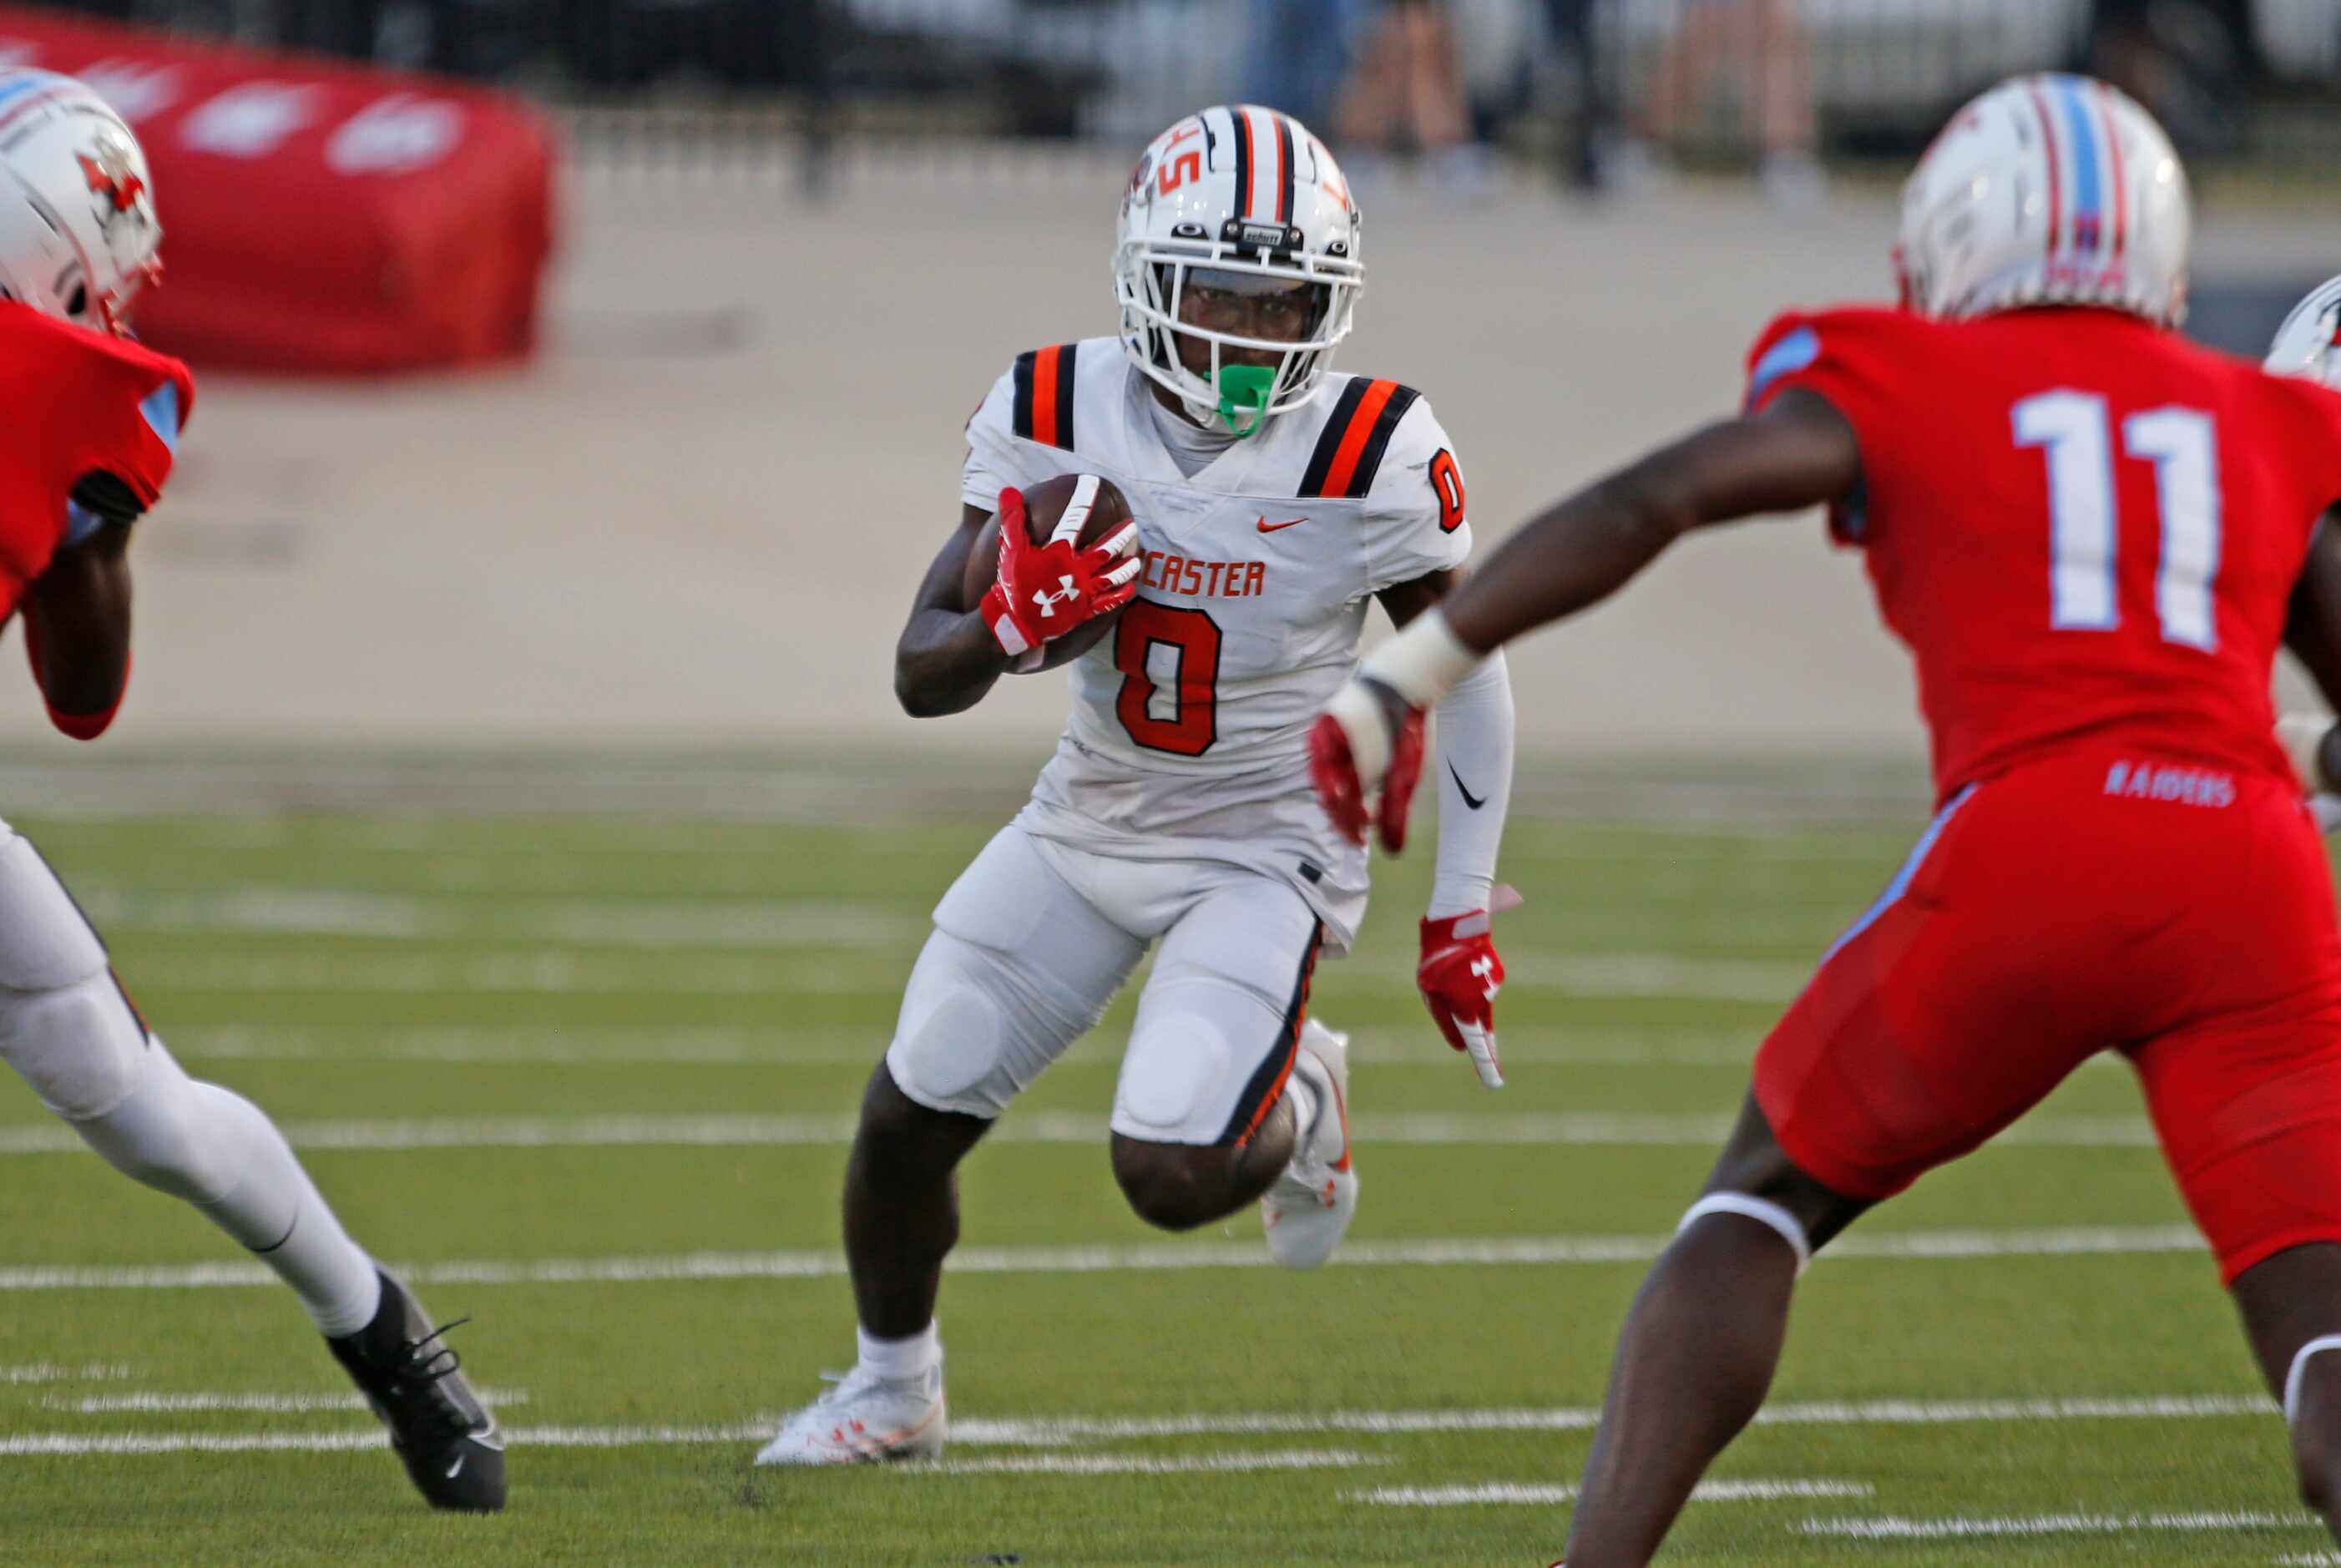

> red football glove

[
  {"left": 978, "top": 482, "right": 1140, "bottom": 660},
  {"left": 1307, "top": 676, "right": 1427, "bottom": 853},
  {"left": 1418, "top": 895, "right": 1519, "bottom": 1090}
]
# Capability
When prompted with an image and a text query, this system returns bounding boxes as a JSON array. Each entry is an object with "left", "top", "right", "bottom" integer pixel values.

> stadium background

[
  {"left": 0, "top": 0, "right": 2330, "bottom": 774},
  {"left": 6, "top": 3, "right": 2341, "bottom": 1563}
]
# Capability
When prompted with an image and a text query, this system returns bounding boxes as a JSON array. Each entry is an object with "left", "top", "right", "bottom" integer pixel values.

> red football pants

[{"left": 1755, "top": 749, "right": 2341, "bottom": 1283}]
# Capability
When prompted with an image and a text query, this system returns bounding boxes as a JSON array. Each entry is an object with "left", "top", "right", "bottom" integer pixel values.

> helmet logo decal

[{"left": 77, "top": 132, "right": 144, "bottom": 224}]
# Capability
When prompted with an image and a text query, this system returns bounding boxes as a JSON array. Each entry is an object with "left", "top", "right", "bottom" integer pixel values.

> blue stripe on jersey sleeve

[
  {"left": 140, "top": 381, "right": 181, "bottom": 454},
  {"left": 1746, "top": 326, "right": 1821, "bottom": 411}
]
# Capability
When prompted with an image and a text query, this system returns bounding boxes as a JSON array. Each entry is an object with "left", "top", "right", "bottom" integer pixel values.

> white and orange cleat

[
  {"left": 755, "top": 1362, "right": 946, "bottom": 1465},
  {"left": 1262, "top": 1018, "right": 1358, "bottom": 1270}
]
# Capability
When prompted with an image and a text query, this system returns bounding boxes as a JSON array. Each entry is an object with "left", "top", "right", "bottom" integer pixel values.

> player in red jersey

[
  {"left": 1312, "top": 75, "right": 2341, "bottom": 1561},
  {"left": 0, "top": 72, "right": 503, "bottom": 1510}
]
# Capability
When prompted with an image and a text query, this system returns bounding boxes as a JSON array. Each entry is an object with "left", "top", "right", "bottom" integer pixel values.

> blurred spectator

[
  {"left": 2089, "top": 0, "right": 2259, "bottom": 153},
  {"left": 1639, "top": 0, "right": 1823, "bottom": 206},
  {"left": 1337, "top": 0, "right": 1488, "bottom": 186},
  {"left": 1245, "top": 0, "right": 1366, "bottom": 133},
  {"left": 1542, "top": 0, "right": 1617, "bottom": 193}
]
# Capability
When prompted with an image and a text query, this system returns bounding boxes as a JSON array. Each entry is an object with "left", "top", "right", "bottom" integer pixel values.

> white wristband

[{"left": 1358, "top": 609, "right": 1483, "bottom": 710}]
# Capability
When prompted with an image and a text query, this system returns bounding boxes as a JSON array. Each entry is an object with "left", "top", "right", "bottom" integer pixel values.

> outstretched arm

[
  {"left": 1438, "top": 388, "right": 1863, "bottom": 652},
  {"left": 1312, "top": 390, "right": 1863, "bottom": 851}
]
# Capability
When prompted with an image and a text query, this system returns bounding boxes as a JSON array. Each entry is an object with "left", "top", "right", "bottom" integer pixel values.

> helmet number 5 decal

[
  {"left": 1158, "top": 150, "right": 1201, "bottom": 198},
  {"left": 1428, "top": 448, "right": 1466, "bottom": 534},
  {"left": 1115, "top": 600, "right": 1222, "bottom": 756}
]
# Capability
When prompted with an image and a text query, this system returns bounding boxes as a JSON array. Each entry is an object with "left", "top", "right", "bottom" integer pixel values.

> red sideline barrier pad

[{"left": 0, "top": 8, "right": 554, "bottom": 372}]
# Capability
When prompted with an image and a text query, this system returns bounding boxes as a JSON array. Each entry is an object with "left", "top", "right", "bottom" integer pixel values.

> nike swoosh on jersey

[
  {"left": 1256, "top": 516, "right": 1309, "bottom": 533},
  {"left": 1448, "top": 761, "right": 1486, "bottom": 810}
]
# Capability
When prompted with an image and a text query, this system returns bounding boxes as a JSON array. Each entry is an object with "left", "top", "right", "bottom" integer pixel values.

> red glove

[
  {"left": 978, "top": 482, "right": 1140, "bottom": 660},
  {"left": 1418, "top": 900, "right": 1515, "bottom": 1089},
  {"left": 1308, "top": 677, "right": 1426, "bottom": 853}
]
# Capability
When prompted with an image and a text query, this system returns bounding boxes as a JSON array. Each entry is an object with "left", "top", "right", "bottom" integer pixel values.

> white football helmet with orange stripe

[
  {"left": 1896, "top": 73, "right": 2189, "bottom": 328},
  {"left": 1115, "top": 105, "right": 1363, "bottom": 432},
  {"left": 2268, "top": 276, "right": 2341, "bottom": 389}
]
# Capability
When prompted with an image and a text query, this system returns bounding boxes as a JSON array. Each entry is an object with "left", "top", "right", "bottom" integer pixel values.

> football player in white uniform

[{"left": 758, "top": 104, "right": 1517, "bottom": 1464}]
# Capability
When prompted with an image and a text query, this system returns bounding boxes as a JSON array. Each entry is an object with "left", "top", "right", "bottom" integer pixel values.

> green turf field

[{"left": 2, "top": 793, "right": 2336, "bottom": 1565}]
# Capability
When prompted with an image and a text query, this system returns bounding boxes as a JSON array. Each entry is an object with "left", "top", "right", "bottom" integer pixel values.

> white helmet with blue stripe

[
  {"left": 2268, "top": 276, "right": 2341, "bottom": 389},
  {"left": 0, "top": 68, "right": 161, "bottom": 334},
  {"left": 1896, "top": 73, "right": 2190, "bottom": 328}
]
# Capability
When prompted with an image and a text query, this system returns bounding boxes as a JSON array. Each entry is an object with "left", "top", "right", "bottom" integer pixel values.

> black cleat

[{"left": 328, "top": 1268, "right": 506, "bottom": 1513}]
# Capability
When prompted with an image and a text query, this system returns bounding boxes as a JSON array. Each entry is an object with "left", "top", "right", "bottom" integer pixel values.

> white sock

[
  {"left": 1284, "top": 1073, "right": 1322, "bottom": 1153},
  {"left": 69, "top": 1042, "right": 382, "bottom": 1337},
  {"left": 857, "top": 1321, "right": 941, "bottom": 1380}
]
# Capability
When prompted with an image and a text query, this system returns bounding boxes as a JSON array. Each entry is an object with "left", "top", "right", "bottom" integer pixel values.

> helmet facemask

[
  {"left": 2268, "top": 276, "right": 2341, "bottom": 389},
  {"left": 1117, "top": 227, "right": 1359, "bottom": 438}
]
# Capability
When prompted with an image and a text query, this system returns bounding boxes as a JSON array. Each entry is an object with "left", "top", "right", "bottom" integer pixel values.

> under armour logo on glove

[
  {"left": 1418, "top": 888, "right": 1523, "bottom": 1089},
  {"left": 1469, "top": 954, "right": 1498, "bottom": 1001},
  {"left": 979, "top": 483, "right": 1141, "bottom": 658},
  {"left": 1032, "top": 576, "right": 1080, "bottom": 618}
]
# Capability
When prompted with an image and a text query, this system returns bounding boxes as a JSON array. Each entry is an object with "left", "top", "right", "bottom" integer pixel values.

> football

[{"left": 963, "top": 472, "right": 1138, "bottom": 670}]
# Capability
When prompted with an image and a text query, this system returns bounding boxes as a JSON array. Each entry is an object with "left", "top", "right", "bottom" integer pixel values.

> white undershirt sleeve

[{"left": 1428, "top": 651, "right": 1514, "bottom": 918}]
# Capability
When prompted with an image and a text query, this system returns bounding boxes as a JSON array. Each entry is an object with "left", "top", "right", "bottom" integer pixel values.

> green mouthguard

[{"left": 1215, "top": 365, "right": 1275, "bottom": 437}]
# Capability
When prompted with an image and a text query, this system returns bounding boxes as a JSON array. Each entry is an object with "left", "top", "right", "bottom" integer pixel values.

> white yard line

[
  {"left": 0, "top": 1363, "right": 130, "bottom": 1385},
  {"left": 0, "top": 1424, "right": 1368, "bottom": 1475},
  {"left": 48, "top": 1388, "right": 528, "bottom": 1414},
  {"left": 0, "top": 1397, "right": 2283, "bottom": 1463},
  {"left": 1802, "top": 1510, "right": 2308, "bottom": 1540},
  {"left": 90, "top": 950, "right": 1811, "bottom": 1001},
  {"left": 956, "top": 1394, "right": 2268, "bottom": 1448},
  {"left": 114, "top": 953, "right": 893, "bottom": 997},
  {"left": 0, "top": 1225, "right": 2210, "bottom": 1294},
  {"left": 73, "top": 889, "right": 919, "bottom": 948},
  {"left": 0, "top": 1110, "right": 2165, "bottom": 1156},
  {"left": 919, "top": 1449, "right": 1376, "bottom": 1477},
  {"left": 0, "top": 1424, "right": 763, "bottom": 1457},
  {"left": 160, "top": 1023, "right": 1765, "bottom": 1070},
  {"left": 1358, "top": 1478, "right": 1873, "bottom": 1506}
]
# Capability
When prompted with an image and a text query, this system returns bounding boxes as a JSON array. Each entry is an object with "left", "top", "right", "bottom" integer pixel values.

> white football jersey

[{"left": 961, "top": 336, "right": 1472, "bottom": 952}]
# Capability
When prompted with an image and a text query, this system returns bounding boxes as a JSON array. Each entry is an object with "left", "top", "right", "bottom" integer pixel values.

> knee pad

[
  {"left": 0, "top": 969, "right": 150, "bottom": 1121},
  {"left": 0, "top": 832, "right": 143, "bottom": 1120},
  {"left": 890, "top": 984, "right": 1009, "bottom": 1107},
  {"left": 0, "top": 832, "right": 109, "bottom": 990},
  {"left": 1680, "top": 1191, "right": 1813, "bottom": 1275},
  {"left": 884, "top": 934, "right": 1033, "bottom": 1118},
  {"left": 68, "top": 1039, "right": 241, "bottom": 1205},
  {"left": 1115, "top": 1009, "right": 1235, "bottom": 1141}
]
